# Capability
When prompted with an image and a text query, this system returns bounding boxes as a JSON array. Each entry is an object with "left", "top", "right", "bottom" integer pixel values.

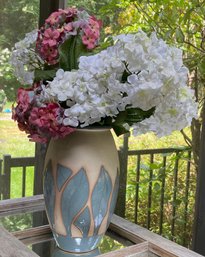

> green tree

[
  {"left": 100, "top": 0, "right": 205, "bottom": 169},
  {"left": 0, "top": 0, "right": 39, "bottom": 101},
  {"left": 99, "top": 0, "right": 205, "bottom": 247},
  {"left": 0, "top": 0, "right": 39, "bottom": 49}
]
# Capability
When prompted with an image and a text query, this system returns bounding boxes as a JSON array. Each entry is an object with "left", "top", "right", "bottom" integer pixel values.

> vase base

[
  {"left": 54, "top": 233, "right": 103, "bottom": 253},
  {"left": 52, "top": 246, "right": 101, "bottom": 257}
]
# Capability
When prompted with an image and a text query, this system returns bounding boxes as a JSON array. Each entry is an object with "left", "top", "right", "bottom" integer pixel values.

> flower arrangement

[{"left": 11, "top": 7, "right": 197, "bottom": 143}]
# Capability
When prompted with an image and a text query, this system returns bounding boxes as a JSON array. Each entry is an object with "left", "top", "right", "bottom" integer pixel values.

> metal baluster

[
  {"left": 135, "top": 154, "right": 141, "bottom": 224},
  {"left": 0, "top": 159, "right": 3, "bottom": 200},
  {"left": 147, "top": 154, "right": 154, "bottom": 229},
  {"left": 171, "top": 152, "right": 179, "bottom": 240},
  {"left": 159, "top": 156, "right": 167, "bottom": 235},
  {"left": 183, "top": 150, "right": 191, "bottom": 246},
  {"left": 22, "top": 166, "right": 26, "bottom": 197}
]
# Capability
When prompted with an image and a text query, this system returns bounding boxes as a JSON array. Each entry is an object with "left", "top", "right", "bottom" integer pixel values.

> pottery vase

[{"left": 43, "top": 128, "right": 119, "bottom": 253}]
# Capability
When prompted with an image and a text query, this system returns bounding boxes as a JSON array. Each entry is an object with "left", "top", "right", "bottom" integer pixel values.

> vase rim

[{"left": 76, "top": 126, "right": 111, "bottom": 132}]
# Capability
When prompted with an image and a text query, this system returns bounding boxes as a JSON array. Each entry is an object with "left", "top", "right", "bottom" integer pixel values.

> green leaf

[
  {"left": 59, "top": 37, "right": 75, "bottom": 71},
  {"left": 198, "top": 56, "right": 205, "bottom": 77},
  {"left": 112, "top": 106, "right": 155, "bottom": 137},
  {"left": 153, "top": 182, "right": 161, "bottom": 191},
  {"left": 175, "top": 27, "right": 185, "bottom": 43},
  {"left": 59, "top": 36, "right": 87, "bottom": 71},
  {"left": 112, "top": 110, "right": 129, "bottom": 136},
  {"left": 34, "top": 69, "right": 56, "bottom": 82},
  {"left": 112, "top": 123, "right": 130, "bottom": 136},
  {"left": 173, "top": 199, "right": 182, "bottom": 207},
  {"left": 121, "top": 69, "right": 131, "bottom": 83},
  {"left": 125, "top": 106, "right": 156, "bottom": 125},
  {"left": 149, "top": 163, "right": 160, "bottom": 169}
]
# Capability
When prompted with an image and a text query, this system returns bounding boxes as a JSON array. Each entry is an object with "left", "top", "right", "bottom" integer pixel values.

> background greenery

[{"left": 0, "top": 0, "right": 200, "bottom": 249}]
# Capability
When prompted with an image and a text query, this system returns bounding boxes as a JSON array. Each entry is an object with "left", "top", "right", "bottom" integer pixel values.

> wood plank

[
  {"left": 13, "top": 225, "right": 51, "bottom": 241},
  {"left": 99, "top": 242, "right": 148, "bottom": 257},
  {"left": 12, "top": 225, "right": 52, "bottom": 252},
  {"left": 149, "top": 243, "right": 178, "bottom": 257},
  {"left": 0, "top": 226, "right": 39, "bottom": 257},
  {"left": 106, "top": 229, "right": 134, "bottom": 247},
  {"left": 111, "top": 215, "right": 203, "bottom": 257},
  {"left": 22, "top": 234, "right": 53, "bottom": 246},
  {"left": 3, "top": 155, "right": 36, "bottom": 167},
  {"left": 0, "top": 195, "right": 44, "bottom": 216},
  {"left": 109, "top": 221, "right": 144, "bottom": 245},
  {"left": 128, "top": 147, "right": 190, "bottom": 156},
  {"left": 0, "top": 196, "right": 202, "bottom": 257}
]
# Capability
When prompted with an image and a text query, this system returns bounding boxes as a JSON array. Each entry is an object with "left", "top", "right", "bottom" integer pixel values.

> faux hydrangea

[
  {"left": 36, "top": 8, "right": 101, "bottom": 65},
  {"left": 11, "top": 8, "right": 198, "bottom": 143},
  {"left": 10, "top": 30, "right": 42, "bottom": 85}
]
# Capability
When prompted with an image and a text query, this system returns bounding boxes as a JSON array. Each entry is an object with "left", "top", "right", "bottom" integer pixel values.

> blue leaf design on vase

[
  {"left": 44, "top": 160, "right": 55, "bottom": 227},
  {"left": 61, "top": 168, "right": 89, "bottom": 237},
  {"left": 56, "top": 164, "right": 72, "bottom": 191},
  {"left": 74, "top": 206, "right": 91, "bottom": 237},
  {"left": 91, "top": 166, "right": 112, "bottom": 235}
]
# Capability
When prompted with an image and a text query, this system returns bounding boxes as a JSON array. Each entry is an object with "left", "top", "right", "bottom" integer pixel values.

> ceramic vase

[{"left": 43, "top": 128, "right": 119, "bottom": 253}]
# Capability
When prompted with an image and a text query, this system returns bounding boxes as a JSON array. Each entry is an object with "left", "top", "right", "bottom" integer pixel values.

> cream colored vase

[{"left": 43, "top": 128, "right": 120, "bottom": 253}]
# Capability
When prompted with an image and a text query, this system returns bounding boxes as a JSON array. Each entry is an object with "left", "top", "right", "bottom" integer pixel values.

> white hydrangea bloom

[
  {"left": 10, "top": 30, "right": 43, "bottom": 85},
  {"left": 43, "top": 30, "right": 197, "bottom": 137}
]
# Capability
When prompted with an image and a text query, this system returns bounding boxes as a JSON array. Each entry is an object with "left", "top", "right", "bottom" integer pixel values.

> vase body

[{"left": 43, "top": 128, "right": 119, "bottom": 253}]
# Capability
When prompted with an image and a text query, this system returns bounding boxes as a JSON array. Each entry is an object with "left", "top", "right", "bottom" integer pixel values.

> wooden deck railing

[
  {"left": 0, "top": 155, "right": 36, "bottom": 200},
  {"left": 115, "top": 134, "right": 195, "bottom": 248},
  {"left": 0, "top": 136, "right": 196, "bottom": 247}
]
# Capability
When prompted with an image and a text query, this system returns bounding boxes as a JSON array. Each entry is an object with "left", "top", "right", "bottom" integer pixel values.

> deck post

[
  {"left": 115, "top": 133, "right": 129, "bottom": 218},
  {"left": 192, "top": 107, "right": 205, "bottom": 255},
  {"left": 39, "top": 0, "right": 66, "bottom": 27},
  {"left": 33, "top": 2, "right": 66, "bottom": 256},
  {"left": 34, "top": 0, "right": 66, "bottom": 196}
]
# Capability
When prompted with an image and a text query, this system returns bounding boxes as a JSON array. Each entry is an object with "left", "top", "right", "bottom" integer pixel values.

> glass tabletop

[
  {"left": 30, "top": 230, "right": 133, "bottom": 257},
  {"left": 0, "top": 210, "right": 134, "bottom": 257}
]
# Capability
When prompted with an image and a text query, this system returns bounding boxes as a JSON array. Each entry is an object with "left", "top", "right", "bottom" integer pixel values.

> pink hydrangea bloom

[
  {"left": 39, "top": 44, "right": 59, "bottom": 65},
  {"left": 45, "top": 10, "right": 65, "bottom": 25},
  {"left": 64, "top": 23, "right": 73, "bottom": 32},
  {"left": 82, "top": 29, "right": 98, "bottom": 49},
  {"left": 12, "top": 88, "right": 33, "bottom": 136},
  {"left": 12, "top": 84, "right": 76, "bottom": 143},
  {"left": 42, "top": 28, "right": 60, "bottom": 47},
  {"left": 16, "top": 88, "right": 31, "bottom": 114},
  {"left": 29, "top": 103, "right": 75, "bottom": 142},
  {"left": 88, "top": 16, "right": 102, "bottom": 37},
  {"left": 36, "top": 8, "right": 101, "bottom": 65},
  {"left": 29, "top": 133, "right": 48, "bottom": 144}
]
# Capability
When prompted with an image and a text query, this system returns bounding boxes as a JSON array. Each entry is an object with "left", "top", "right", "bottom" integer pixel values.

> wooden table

[{"left": 0, "top": 195, "right": 203, "bottom": 257}]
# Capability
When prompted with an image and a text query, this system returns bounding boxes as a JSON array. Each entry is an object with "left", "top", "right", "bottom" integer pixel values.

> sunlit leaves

[{"left": 175, "top": 27, "right": 185, "bottom": 43}]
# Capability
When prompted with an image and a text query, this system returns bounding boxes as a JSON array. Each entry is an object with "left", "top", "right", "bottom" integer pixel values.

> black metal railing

[
  {"left": 0, "top": 155, "right": 36, "bottom": 200},
  {"left": 0, "top": 136, "right": 196, "bottom": 247},
  {"left": 116, "top": 134, "right": 196, "bottom": 248}
]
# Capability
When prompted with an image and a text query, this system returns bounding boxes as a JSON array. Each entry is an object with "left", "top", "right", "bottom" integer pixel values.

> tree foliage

[
  {"left": 0, "top": 0, "right": 39, "bottom": 50},
  {"left": 0, "top": 0, "right": 39, "bottom": 100},
  {"left": 99, "top": 0, "right": 205, "bottom": 246},
  {"left": 100, "top": 0, "right": 205, "bottom": 167}
]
